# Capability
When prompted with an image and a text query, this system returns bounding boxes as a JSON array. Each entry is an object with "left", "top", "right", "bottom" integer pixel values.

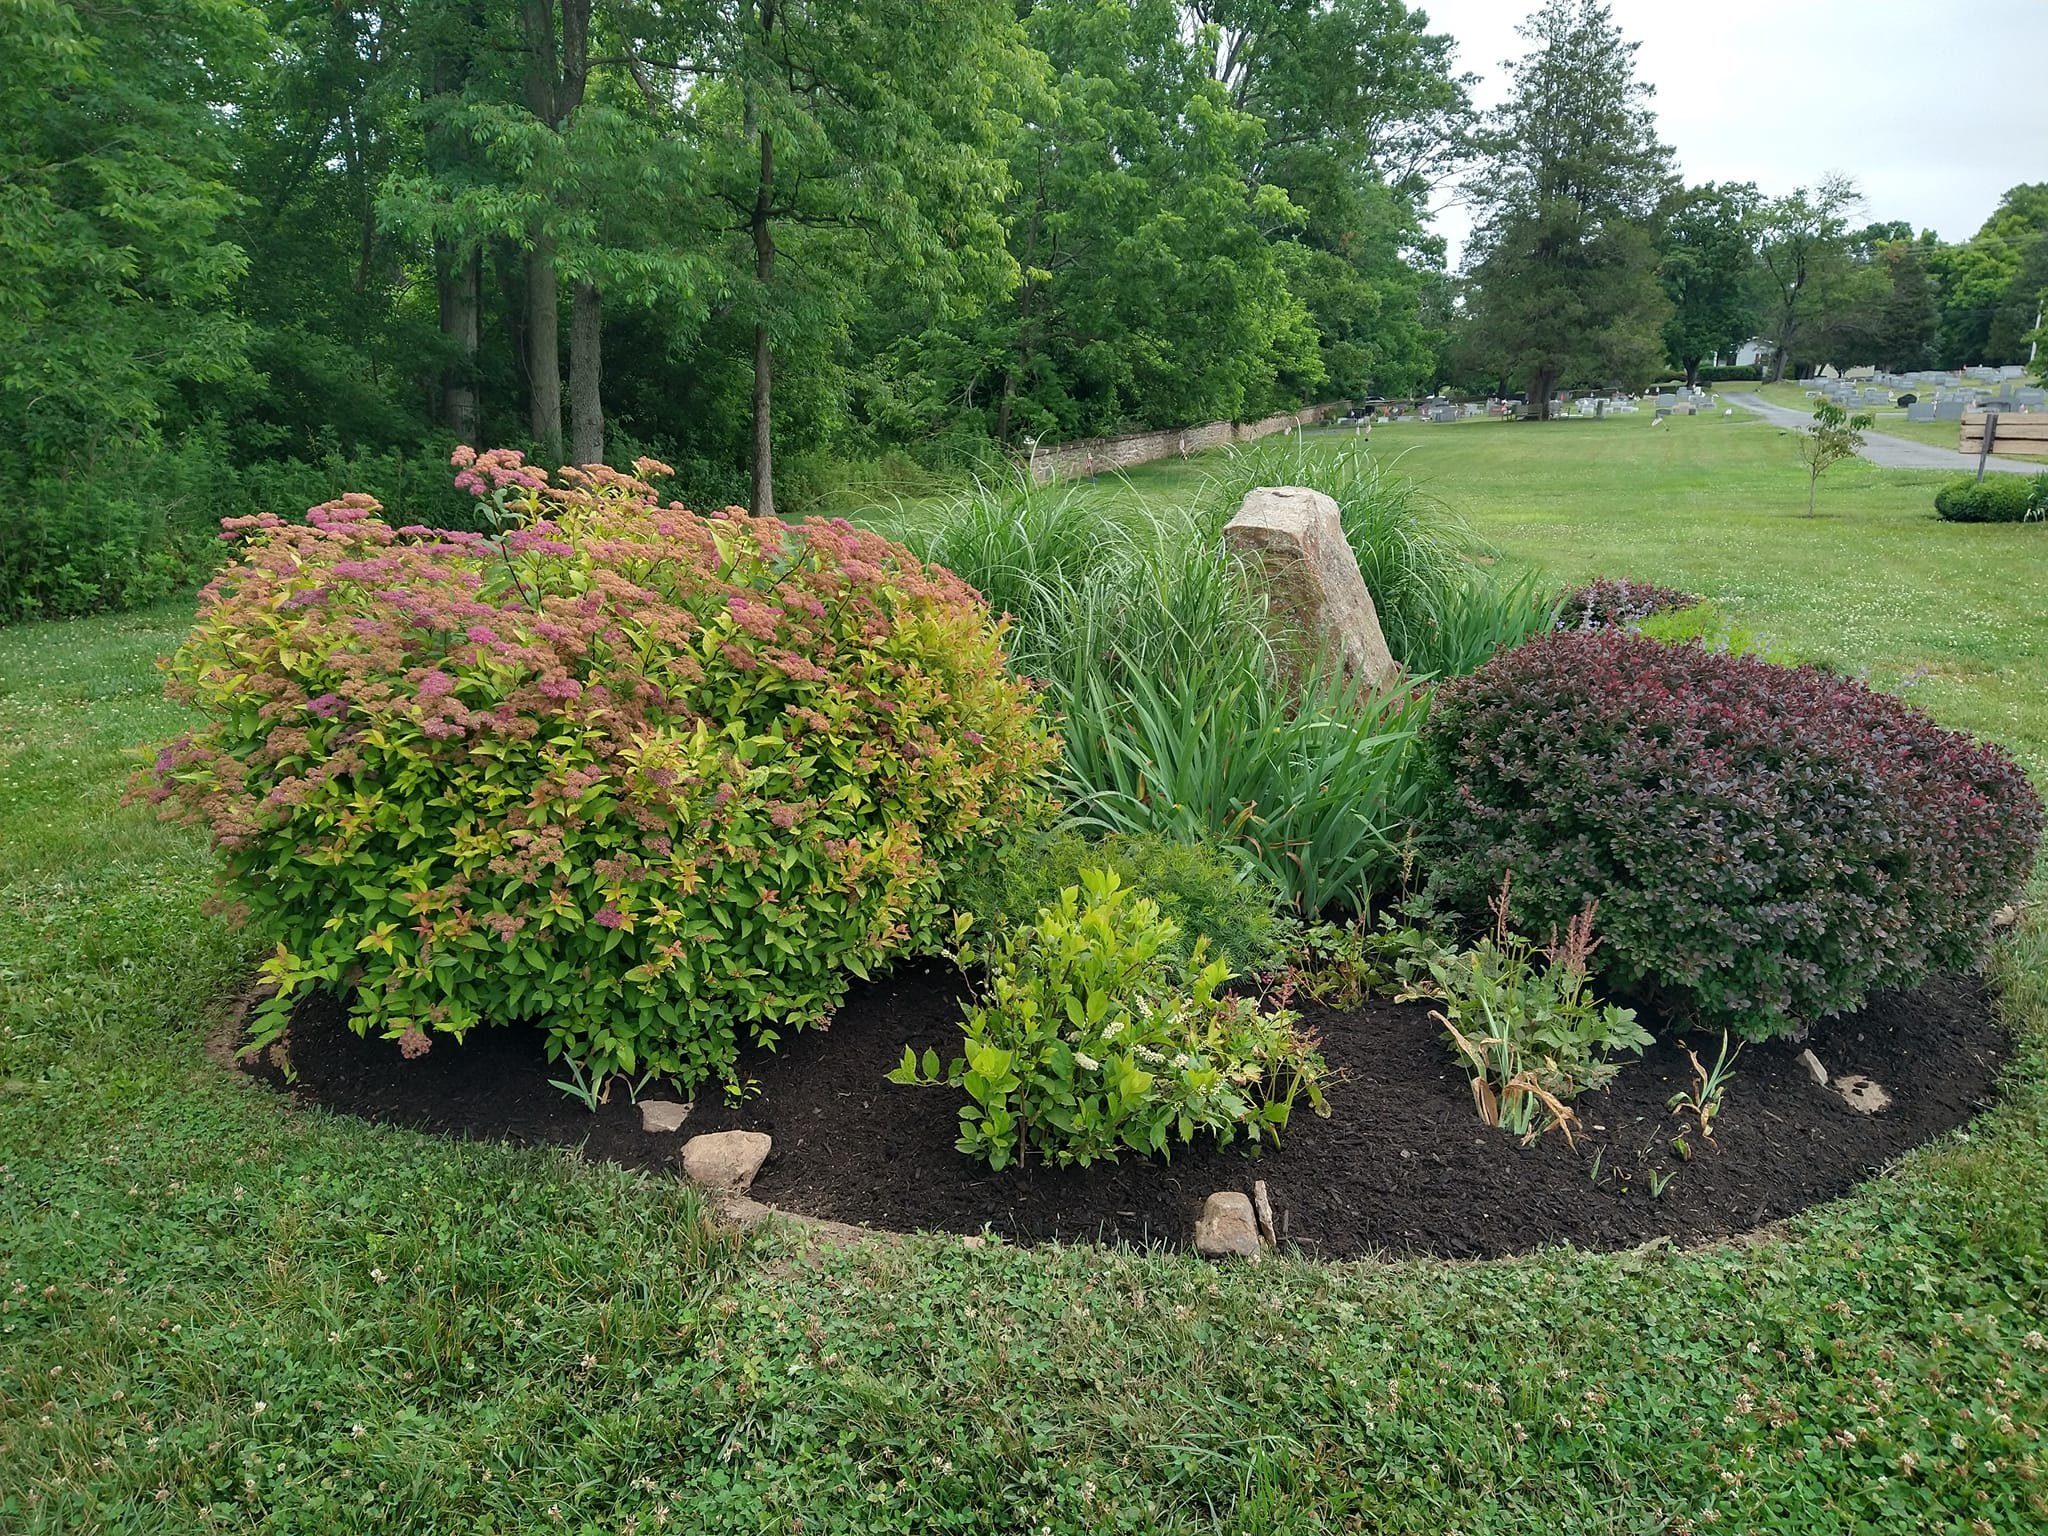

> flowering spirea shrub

[
  {"left": 146, "top": 451, "right": 1057, "bottom": 1088},
  {"left": 889, "top": 869, "right": 1328, "bottom": 1168},
  {"left": 1422, "top": 630, "right": 2043, "bottom": 1039},
  {"left": 1557, "top": 577, "right": 1701, "bottom": 632}
]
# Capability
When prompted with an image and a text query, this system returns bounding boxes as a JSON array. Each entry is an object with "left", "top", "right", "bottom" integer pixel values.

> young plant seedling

[
  {"left": 547, "top": 1057, "right": 607, "bottom": 1113},
  {"left": 1667, "top": 1033, "right": 1741, "bottom": 1145}
]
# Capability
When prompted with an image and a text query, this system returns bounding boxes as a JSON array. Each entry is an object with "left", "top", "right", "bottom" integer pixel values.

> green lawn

[{"left": 5, "top": 423, "right": 2048, "bottom": 1533}]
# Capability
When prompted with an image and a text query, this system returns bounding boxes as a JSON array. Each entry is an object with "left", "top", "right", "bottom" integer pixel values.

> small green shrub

[
  {"left": 147, "top": 451, "right": 1057, "bottom": 1090},
  {"left": 949, "top": 828, "right": 1300, "bottom": 978},
  {"left": 890, "top": 869, "right": 1328, "bottom": 1169},
  {"left": 1385, "top": 885, "right": 1651, "bottom": 1142},
  {"left": 1934, "top": 476, "right": 2045, "bottom": 524},
  {"left": 1695, "top": 364, "right": 1763, "bottom": 384}
]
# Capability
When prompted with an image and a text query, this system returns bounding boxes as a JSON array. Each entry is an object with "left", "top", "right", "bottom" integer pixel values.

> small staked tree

[{"left": 1797, "top": 402, "right": 1872, "bottom": 516}]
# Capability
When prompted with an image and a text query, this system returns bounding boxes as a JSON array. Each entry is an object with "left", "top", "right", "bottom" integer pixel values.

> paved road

[{"left": 1725, "top": 392, "right": 2045, "bottom": 476}]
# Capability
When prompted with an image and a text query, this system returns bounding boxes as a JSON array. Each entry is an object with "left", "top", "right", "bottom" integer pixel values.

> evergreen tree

[
  {"left": 1869, "top": 241, "right": 1939, "bottom": 373},
  {"left": 1458, "top": 0, "right": 1674, "bottom": 419}
]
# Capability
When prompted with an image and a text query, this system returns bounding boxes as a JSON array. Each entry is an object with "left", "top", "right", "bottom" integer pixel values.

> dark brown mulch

[{"left": 245, "top": 964, "right": 2008, "bottom": 1261}]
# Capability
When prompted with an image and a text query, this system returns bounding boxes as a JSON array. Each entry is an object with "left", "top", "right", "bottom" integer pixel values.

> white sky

[{"left": 1418, "top": 0, "right": 2048, "bottom": 266}]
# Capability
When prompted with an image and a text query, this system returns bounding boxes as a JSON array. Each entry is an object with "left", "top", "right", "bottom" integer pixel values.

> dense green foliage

[
  {"left": 889, "top": 868, "right": 1327, "bottom": 1168},
  {"left": 1, "top": 0, "right": 1477, "bottom": 620},
  {"left": 1423, "top": 629, "right": 2044, "bottom": 1040},
  {"left": 144, "top": 455, "right": 1055, "bottom": 1087},
  {"left": 1935, "top": 475, "right": 2047, "bottom": 524},
  {"left": 864, "top": 444, "right": 1545, "bottom": 917},
  {"left": 951, "top": 827, "right": 1299, "bottom": 979},
  {"left": 7, "top": 0, "right": 2045, "bottom": 624}
]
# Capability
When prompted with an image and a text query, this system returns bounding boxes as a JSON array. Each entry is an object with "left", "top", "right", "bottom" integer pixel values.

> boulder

[
  {"left": 1192, "top": 1191, "right": 1262, "bottom": 1260},
  {"left": 1223, "top": 487, "right": 1398, "bottom": 688},
  {"left": 680, "top": 1130, "right": 772, "bottom": 1194}
]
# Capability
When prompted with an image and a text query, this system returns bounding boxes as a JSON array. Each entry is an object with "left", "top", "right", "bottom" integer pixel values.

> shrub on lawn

[
  {"left": 147, "top": 451, "right": 1057, "bottom": 1089},
  {"left": 1934, "top": 476, "right": 2046, "bottom": 524},
  {"left": 1422, "top": 630, "right": 2043, "bottom": 1040},
  {"left": 950, "top": 828, "right": 1300, "bottom": 978},
  {"left": 889, "top": 868, "right": 1328, "bottom": 1168},
  {"left": 1556, "top": 577, "right": 1701, "bottom": 632}
]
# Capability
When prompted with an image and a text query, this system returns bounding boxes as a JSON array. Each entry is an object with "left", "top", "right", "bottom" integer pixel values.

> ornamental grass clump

[
  {"left": 145, "top": 451, "right": 1057, "bottom": 1090},
  {"left": 1422, "top": 630, "right": 2043, "bottom": 1040}
]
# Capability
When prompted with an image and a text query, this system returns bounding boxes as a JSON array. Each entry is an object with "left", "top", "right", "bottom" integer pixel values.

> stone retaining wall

[{"left": 1025, "top": 402, "right": 1345, "bottom": 484}]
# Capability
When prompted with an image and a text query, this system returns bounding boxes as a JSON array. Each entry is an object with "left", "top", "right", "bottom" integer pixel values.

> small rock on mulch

[
  {"left": 639, "top": 1099, "right": 693, "bottom": 1133},
  {"left": 682, "top": 1130, "right": 771, "bottom": 1193},
  {"left": 1193, "top": 1191, "right": 1262, "bottom": 1260},
  {"left": 1834, "top": 1075, "right": 1892, "bottom": 1114}
]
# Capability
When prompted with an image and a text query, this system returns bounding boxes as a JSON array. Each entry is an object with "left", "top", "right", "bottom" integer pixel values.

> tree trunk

[
  {"left": 997, "top": 161, "right": 1046, "bottom": 448},
  {"left": 1529, "top": 368, "right": 1558, "bottom": 421},
  {"left": 527, "top": 233, "right": 563, "bottom": 464},
  {"left": 521, "top": 0, "right": 564, "bottom": 464},
  {"left": 749, "top": 122, "right": 776, "bottom": 518},
  {"left": 569, "top": 280, "right": 604, "bottom": 465},
  {"left": 1683, "top": 357, "right": 1700, "bottom": 388},
  {"left": 437, "top": 242, "right": 481, "bottom": 441}
]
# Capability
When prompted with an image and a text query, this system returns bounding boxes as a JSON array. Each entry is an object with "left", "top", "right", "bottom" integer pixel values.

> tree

[
  {"left": 1797, "top": 402, "right": 1871, "bottom": 517},
  {"left": 1199, "top": 1, "right": 1471, "bottom": 403},
  {"left": 224, "top": 0, "right": 441, "bottom": 460},
  {"left": 691, "top": 0, "right": 1032, "bottom": 517},
  {"left": 1458, "top": 0, "right": 1674, "bottom": 418},
  {"left": 1657, "top": 182, "right": 1759, "bottom": 386},
  {"left": 0, "top": 0, "right": 263, "bottom": 468},
  {"left": 1929, "top": 183, "right": 2048, "bottom": 368},
  {"left": 1753, "top": 177, "right": 1859, "bottom": 382},
  {"left": 1189, "top": 0, "right": 1473, "bottom": 198},
  {"left": 1868, "top": 240, "right": 1939, "bottom": 373}
]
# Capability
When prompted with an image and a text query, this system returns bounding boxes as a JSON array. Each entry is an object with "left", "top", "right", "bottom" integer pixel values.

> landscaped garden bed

[{"left": 243, "top": 963, "right": 2006, "bottom": 1260}]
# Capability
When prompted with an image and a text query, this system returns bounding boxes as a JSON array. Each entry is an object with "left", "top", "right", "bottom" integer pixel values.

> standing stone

[
  {"left": 1251, "top": 1179, "right": 1279, "bottom": 1247},
  {"left": 1224, "top": 486, "right": 1399, "bottom": 687},
  {"left": 681, "top": 1130, "right": 772, "bottom": 1194},
  {"left": 1193, "top": 1191, "right": 1262, "bottom": 1260}
]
